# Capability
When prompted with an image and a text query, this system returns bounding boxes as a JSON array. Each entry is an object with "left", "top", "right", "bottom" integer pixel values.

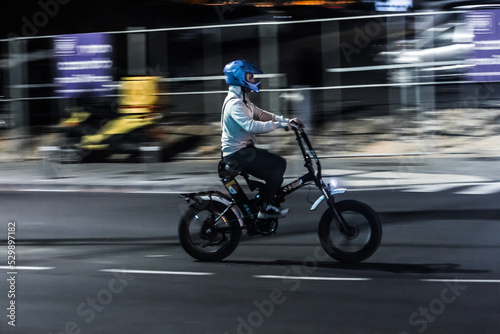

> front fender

[{"left": 310, "top": 188, "right": 347, "bottom": 211}]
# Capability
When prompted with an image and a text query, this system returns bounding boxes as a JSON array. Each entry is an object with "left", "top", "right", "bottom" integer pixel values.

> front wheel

[
  {"left": 178, "top": 200, "right": 241, "bottom": 262},
  {"left": 318, "top": 199, "right": 382, "bottom": 263}
]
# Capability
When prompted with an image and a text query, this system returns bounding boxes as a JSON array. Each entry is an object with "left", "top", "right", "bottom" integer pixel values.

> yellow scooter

[{"left": 59, "top": 76, "right": 164, "bottom": 162}]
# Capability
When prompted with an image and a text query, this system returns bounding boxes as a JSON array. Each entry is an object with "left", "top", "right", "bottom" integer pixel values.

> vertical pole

[
  {"left": 203, "top": 27, "right": 222, "bottom": 123},
  {"left": 387, "top": 15, "right": 405, "bottom": 139},
  {"left": 415, "top": 14, "right": 435, "bottom": 151},
  {"left": 8, "top": 39, "right": 29, "bottom": 158},
  {"left": 259, "top": 24, "right": 280, "bottom": 112},
  {"left": 9, "top": 39, "right": 28, "bottom": 130},
  {"left": 321, "top": 21, "right": 343, "bottom": 150},
  {"left": 127, "top": 28, "right": 147, "bottom": 76},
  {"left": 321, "top": 21, "right": 341, "bottom": 121}
]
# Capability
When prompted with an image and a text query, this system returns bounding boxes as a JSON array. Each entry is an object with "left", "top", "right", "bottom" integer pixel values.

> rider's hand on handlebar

[
  {"left": 291, "top": 118, "right": 305, "bottom": 128},
  {"left": 285, "top": 118, "right": 305, "bottom": 131}
]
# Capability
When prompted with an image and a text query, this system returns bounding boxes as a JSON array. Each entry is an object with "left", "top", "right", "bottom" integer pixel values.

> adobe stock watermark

[
  {"left": 225, "top": 246, "right": 330, "bottom": 334},
  {"left": 399, "top": 279, "right": 467, "bottom": 334},
  {"left": 47, "top": 270, "right": 135, "bottom": 334},
  {"left": 214, "top": 4, "right": 235, "bottom": 22},
  {"left": 8, "top": 0, "right": 72, "bottom": 40},
  {"left": 341, "top": 15, "right": 385, "bottom": 64}
]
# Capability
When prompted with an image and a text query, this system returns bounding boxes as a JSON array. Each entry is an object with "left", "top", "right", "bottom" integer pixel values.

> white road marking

[
  {"left": 3, "top": 265, "right": 500, "bottom": 284},
  {"left": 101, "top": 269, "right": 214, "bottom": 276},
  {"left": 454, "top": 182, "right": 500, "bottom": 195},
  {"left": 0, "top": 188, "right": 79, "bottom": 193},
  {"left": 0, "top": 266, "right": 55, "bottom": 270},
  {"left": 321, "top": 169, "right": 365, "bottom": 176},
  {"left": 354, "top": 171, "right": 487, "bottom": 184},
  {"left": 254, "top": 275, "right": 371, "bottom": 281},
  {"left": 402, "top": 183, "right": 467, "bottom": 193},
  {"left": 0, "top": 188, "right": 184, "bottom": 194},
  {"left": 321, "top": 171, "right": 491, "bottom": 191},
  {"left": 144, "top": 255, "right": 171, "bottom": 258},
  {"left": 421, "top": 278, "right": 500, "bottom": 283}
]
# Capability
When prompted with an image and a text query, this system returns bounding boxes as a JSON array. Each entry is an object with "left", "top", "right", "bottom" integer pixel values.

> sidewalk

[
  {"left": 0, "top": 153, "right": 497, "bottom": 194},
  {"left": 0, "top": 113, "right": 499, "bottom": 194}
]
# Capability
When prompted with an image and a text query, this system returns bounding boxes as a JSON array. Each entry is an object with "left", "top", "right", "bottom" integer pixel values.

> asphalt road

[{"left": 0, "top": 190, "right": 499, "bottom": 334}]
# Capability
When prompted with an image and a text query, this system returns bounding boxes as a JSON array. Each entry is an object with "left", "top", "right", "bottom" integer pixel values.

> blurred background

[
  {"left": 2, "top": 0, "right": 500, "bottom": 162},
  {"left": 3, "top": 4, "right": 500, "bottom": 334}
]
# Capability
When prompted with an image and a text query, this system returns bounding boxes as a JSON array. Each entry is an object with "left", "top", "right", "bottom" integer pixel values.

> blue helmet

[{"left": 223, "top": 60, "right": 263, "bottom": 92}]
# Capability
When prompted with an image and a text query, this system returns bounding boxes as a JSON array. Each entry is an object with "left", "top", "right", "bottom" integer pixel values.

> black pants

[{"left": 224, "top": 146, "right": 286, "bottom": 205}]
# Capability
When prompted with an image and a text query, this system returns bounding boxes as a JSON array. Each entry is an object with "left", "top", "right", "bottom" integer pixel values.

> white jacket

[{"left": 221, "top": 86, "right": 288, "bottom": 157}]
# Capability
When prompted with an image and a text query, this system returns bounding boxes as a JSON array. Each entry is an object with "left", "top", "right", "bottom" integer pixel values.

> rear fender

[{"left": 180, "top": 191, "right": 244, "bottom": 227}]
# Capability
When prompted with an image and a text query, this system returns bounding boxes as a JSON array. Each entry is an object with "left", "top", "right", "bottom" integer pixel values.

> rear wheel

[
  {"left": 318, "top": 199, "right": 382, "bottom": 263},
  {"left": 178, "top": 200, "right": 241, "bottom": 262}
]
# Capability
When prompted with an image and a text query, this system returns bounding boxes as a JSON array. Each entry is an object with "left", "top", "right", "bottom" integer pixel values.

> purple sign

[
  {"left": 54, "top": 33, "right": 113, "bottom": 97},
  {"left": 466, "top": 10, "right": 500, "bottom": 81}
]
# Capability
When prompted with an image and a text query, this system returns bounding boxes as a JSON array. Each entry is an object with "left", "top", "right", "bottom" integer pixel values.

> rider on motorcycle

[{"left": 221, "top": 60, "right": 303, "bottom": 219}]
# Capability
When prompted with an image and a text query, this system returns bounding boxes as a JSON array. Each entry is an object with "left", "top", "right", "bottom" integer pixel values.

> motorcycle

[{"left": 178, "top": 120, "right": 382, "bottom": 263}]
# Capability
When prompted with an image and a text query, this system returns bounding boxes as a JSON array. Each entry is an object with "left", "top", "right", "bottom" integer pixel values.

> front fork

[{"left": 313, "top": 183, "right": 353, "bottom": 236}]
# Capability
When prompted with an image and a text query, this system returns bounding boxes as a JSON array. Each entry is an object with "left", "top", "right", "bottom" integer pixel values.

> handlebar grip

[{"left": 290, "top": 119, "right": 304, "bottom": 129}]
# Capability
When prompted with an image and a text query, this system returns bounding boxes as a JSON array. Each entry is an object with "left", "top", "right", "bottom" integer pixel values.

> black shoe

[{"left": 257, "top": 204, "right": 289, "bottom": 220}]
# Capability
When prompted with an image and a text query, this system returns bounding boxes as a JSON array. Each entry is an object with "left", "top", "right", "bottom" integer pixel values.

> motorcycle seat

[{"left": 218, "top": 160, "right": 242, "bottom": 178}]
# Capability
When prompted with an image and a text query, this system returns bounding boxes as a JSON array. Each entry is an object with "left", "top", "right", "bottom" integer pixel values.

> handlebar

[
  {"left": 283, "top": 119, "right": 304, "bottom": 132},
  {"left": 290, "top": 119, "right": 304, "bottom": 129},
  {"left": 286, "top": 119, "right": 322, "bottom": 183}
]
